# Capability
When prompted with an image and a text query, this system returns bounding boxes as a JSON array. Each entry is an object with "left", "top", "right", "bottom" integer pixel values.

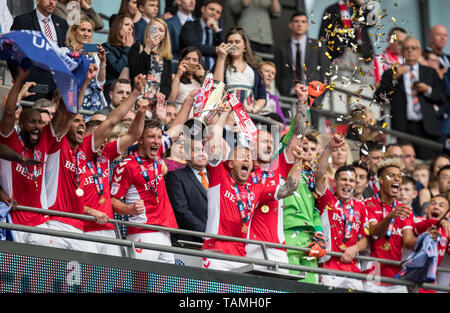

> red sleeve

[
  {"left": 413, "top": 219, "right": 439, "bottom": 235},
  {"left": 110, "top": 157, "right": 133, "bottom": 199},
  {"left": 317, "top": 189, "right": 334, "bottom": 215},
  {"left": 269, "top": 150, "right": 293, "bottom": 178},
  {"left": 103, "top": 139, "right": 121, "bottom": 161}
]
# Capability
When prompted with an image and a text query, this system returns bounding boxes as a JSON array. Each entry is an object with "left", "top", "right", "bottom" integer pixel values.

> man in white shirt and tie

[{"left": 376, "top": 36, "right": 447, "bottom": 160}]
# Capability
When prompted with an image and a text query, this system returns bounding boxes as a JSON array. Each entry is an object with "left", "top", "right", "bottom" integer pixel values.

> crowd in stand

[{"left": 0, "top": 0, "right": 449, "bottom": 293}]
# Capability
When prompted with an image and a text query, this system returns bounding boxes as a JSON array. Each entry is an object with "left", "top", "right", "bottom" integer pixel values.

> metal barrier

[{"left": 0, "top": 205, "right": 448, "bottom": 292}]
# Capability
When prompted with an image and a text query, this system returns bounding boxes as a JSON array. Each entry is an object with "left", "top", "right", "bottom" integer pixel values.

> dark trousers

[{"left": 406, "top": 120, "right": 440, "bottom": 161}]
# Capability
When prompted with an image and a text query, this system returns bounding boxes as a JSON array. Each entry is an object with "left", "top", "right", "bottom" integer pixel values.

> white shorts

[
  {"left": 84, "top": 230, "right": 123, "bottom": 257},
  {"left": 202, "top": 252, "right": 247, "bottom": 271},
  {"left": 11, "top": 222, "right": 52, "bottom": 247},
  {"left": 321, "top": 274, "right": 365, "bottom": 292},
  {"left": 363, "top": 281, "right": 408, "bottom": 293},
  {"left": 127, "top": 231, "right": 174, "bottom": 264},
  {"left": 246, "top": 244, "right": 289, "bottom": 273},
  {"left": 47, "top": 220, "right": 86, "bottom": 252}
]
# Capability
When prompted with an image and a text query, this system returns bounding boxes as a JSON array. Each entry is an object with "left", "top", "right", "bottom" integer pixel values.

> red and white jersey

[
  {"left": 317, "top": 189, "right": 369, "bottom": 273},
  {"left": 0, "top": 124, "right": 58, "bottom": 226},
  {"left": 83, "top": 139, "right": 121, "bottom": 233},
  {"left": 413, "top": 217, "right": 450, "bottom": 266},
  {"left": 202, "top": 161, "right": 280, "bottom": 256},
  {"left": 248, "top": 151, "right": 293, "bottom": 248},
  {"left": 365, "top": 195, "right": 414, "bottom": 278},
  {"left": 45, "top": 134, "right": 96, "bottom": 230},
  {"left": 110, "top": 149, "right": 178, "bottom": 235}
]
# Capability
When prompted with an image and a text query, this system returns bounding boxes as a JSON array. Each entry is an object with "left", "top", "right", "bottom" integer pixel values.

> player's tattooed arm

[{"left": 276, "top": 175, "right": 300, "bottom": 199}]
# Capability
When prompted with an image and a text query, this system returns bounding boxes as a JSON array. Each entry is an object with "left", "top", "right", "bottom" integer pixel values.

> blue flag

[{"left": 0, "top": 30, "right": 90, "bottom": 114}]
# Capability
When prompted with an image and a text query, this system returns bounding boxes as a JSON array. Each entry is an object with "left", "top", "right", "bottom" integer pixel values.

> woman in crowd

[
  {"left": 103, "top": 15, "right": 135, "bottom": 102},
  {"left": 168, "top": 46, "right": 205, "bottom": 107},
  {"left": 128, "top": 17, "right": 173, "bottom": 100},
  {"left": 109, "top": 0, "right": 141, "bottom": 26},
  {"left": 66, "top": 16, "right": 107, "bottom": 117},
  {"left": 326, "top": 138, "right": 353, "bottom": 187},
  {"left": 163, "top": 136, "right": 187, "bottom": 172},
  {"left": 419, "top": 154, "right": 450, "bottom": 209},
  {"left": 214, "top": 28, "right": 266, "bottom": 114},
  {"left": 54, "top": 0, "right": 104, "bottom": 31}
]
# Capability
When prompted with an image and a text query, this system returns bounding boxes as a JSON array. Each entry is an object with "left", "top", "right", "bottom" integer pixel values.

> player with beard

[
  {"left": 110, "top": 90, "right": 199, "bottom": 263},
  {"left": 246, "top": 83, "right": 311, "bottom": 273},
  {"left": 44, "top": 68, "right": 147, "bottom": 251},
  {"left": 364, "top": 158, "right": 417, "bottom": 293},
  {"left": 0, "top": 65, "right": 94, "bottom": 246},
  {"left": 201, "top": 100, "right": 306, "bottom": 271},
  {"left": 314, "top": 133, "right": 370, "bottom": 291}
]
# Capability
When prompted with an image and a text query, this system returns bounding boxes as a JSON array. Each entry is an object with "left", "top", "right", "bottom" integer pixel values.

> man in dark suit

[
  {"left": 165, "top": 139, "right": 209, "bottom": 244},
  {"left": 274, "top": 11, "right": 330, "bottom": 98},
  {"left": 10, "top": 0, "right": 69, "bottom": 101},
  {"left": 179, "top": 0, "right": 224, "bottom": 72},
  {"left": 375, "top": 36, "right": 447, "bottom": 160}
]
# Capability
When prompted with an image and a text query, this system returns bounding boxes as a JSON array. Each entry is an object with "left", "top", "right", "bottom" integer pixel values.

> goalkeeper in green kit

[{"left": 280, "top": 82, "right": 327, "bottom": 284}]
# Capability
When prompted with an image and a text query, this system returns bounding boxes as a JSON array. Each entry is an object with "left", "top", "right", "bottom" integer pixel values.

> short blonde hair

[{"left": 376, "top": 158, "right": 405, "bottom": 177}]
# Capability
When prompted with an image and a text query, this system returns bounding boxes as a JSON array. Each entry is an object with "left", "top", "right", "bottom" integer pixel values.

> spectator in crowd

[
  {"left": 375, "top": 36, "right": 447, "bottom": 160},
  {"left": 83, "top": 96, "right": 149, "bottom": 257},
  {"left": 165, "top": 139, "right": 208, "bottom": 244},
  {"left": 10, "top": 0, "right": 69, "bottom": 101},
  {"left": 359, "top": 140, "right": 385, "bottom": 198},
  {"left": 214, "top": 28, "right": 266, "bottom": 114},
  {"left": 128, "top": 17, "right": 173, "bottom": 100},
  {"left": 163, "top": 135, "right": 187, "bottom": 171},
  {"left": 413, "top": 163, "right": 430, "bottom": 190},
  {"left": 103, "top": 15, "right": 135, "bottom": 102},
  {"left": 400, "top": 141, "right": 417, "bottom": 177},
  {"left": 426, "top": 24, "right": 450, "bottom": 96},
  {"left": 422, "top": 49, "right": 448, "bottom": 81},
  {"left": 385, "top": 143, "right": 404, "bottom": 160},
  {"left": 229, "top": 0, "right": 281, "bottom": 55},
  {"left": 54, "top": 0, "right": 104, "bottom": 31},
  {"left": 326, "top": 137, "right": 353, "bottom": 187},
  {"left": 274, "top": 11, "right": 330, "bottom": 98},
  {"left": 365, "top": 158, "right": 416, "bottom": 293},
  {"left": 134, "top": 0, "right": 160, "bottom": 44},
  {"left": 110, "top": 90, "right": 197, "bottom": 263},
  {"left": 346, "top": 106, "right": 385, "bottom": 144},
  {"left": 165, "top": 103, "right": 178, "bottom": 126},
  {"left": 101, "top": 78, "right": 132, "bottom": 114},
  {"left": 398, "top": 176, "right": 419, "bottom": 217},
  {"left": 314, "top": 133, "right": 369, "bottom": 291},
  {"left": 66, "top": 16, "right": 108, "bottom": 117},
  {"left": 373, "top": 27, "right": 407, "bottom": 88},
  {"left": 165, "top": 0, "right": 196, "bottom": 66},
  {"left": 179, "top": 0, "right": 224, "bottom": 72},
  {"left": 168, "top": 46, "right": 205, "bottom": 105},
  {"left": 0, "top": 66, "right": 81, "bottom": 247},
  {"left": 258, "top": 61, "right": 286, "bottom": 127},
  {"left": 32, "top": 98, "right": 56, "bottom": 126},
  {"left": 419, "top": 154, "right": 450, "bottom": 210},
  {"left": 352, "top": 160, "right": 369, "bottom": 201},
  {"left": 110, "top": 0, "right": 142, "bottom": 26}
]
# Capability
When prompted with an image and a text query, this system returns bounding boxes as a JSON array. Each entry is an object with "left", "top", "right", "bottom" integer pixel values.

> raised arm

[
  {"left": 164, "top": 88, "right": 199, "bottom": 140},
  {"left": 51, "top": 63, "right": 99, "bottom": 140},
  {"left": 117, "top": 98, "right": 148, "bottom": 153},
  {"left": 0, "top": 67, "right": 29, "bottom": 135},
  {"left": 205, "top": 102, "right": 232, "bottom": 163},
  {"left": 92, "top": 74, "right": 146, "bottom": 150},
  {"left": 315, "top": 133, "right": 344, "bottom": 195}
]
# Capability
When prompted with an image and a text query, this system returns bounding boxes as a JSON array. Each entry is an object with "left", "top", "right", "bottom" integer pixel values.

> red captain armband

[{"left": 414, "top": 219, "right": 439, "bottom": 235}]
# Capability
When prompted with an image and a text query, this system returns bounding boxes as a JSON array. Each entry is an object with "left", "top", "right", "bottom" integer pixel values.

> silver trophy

[{"left": 184, "top": 80, "right": 227, "bottom": 140}]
